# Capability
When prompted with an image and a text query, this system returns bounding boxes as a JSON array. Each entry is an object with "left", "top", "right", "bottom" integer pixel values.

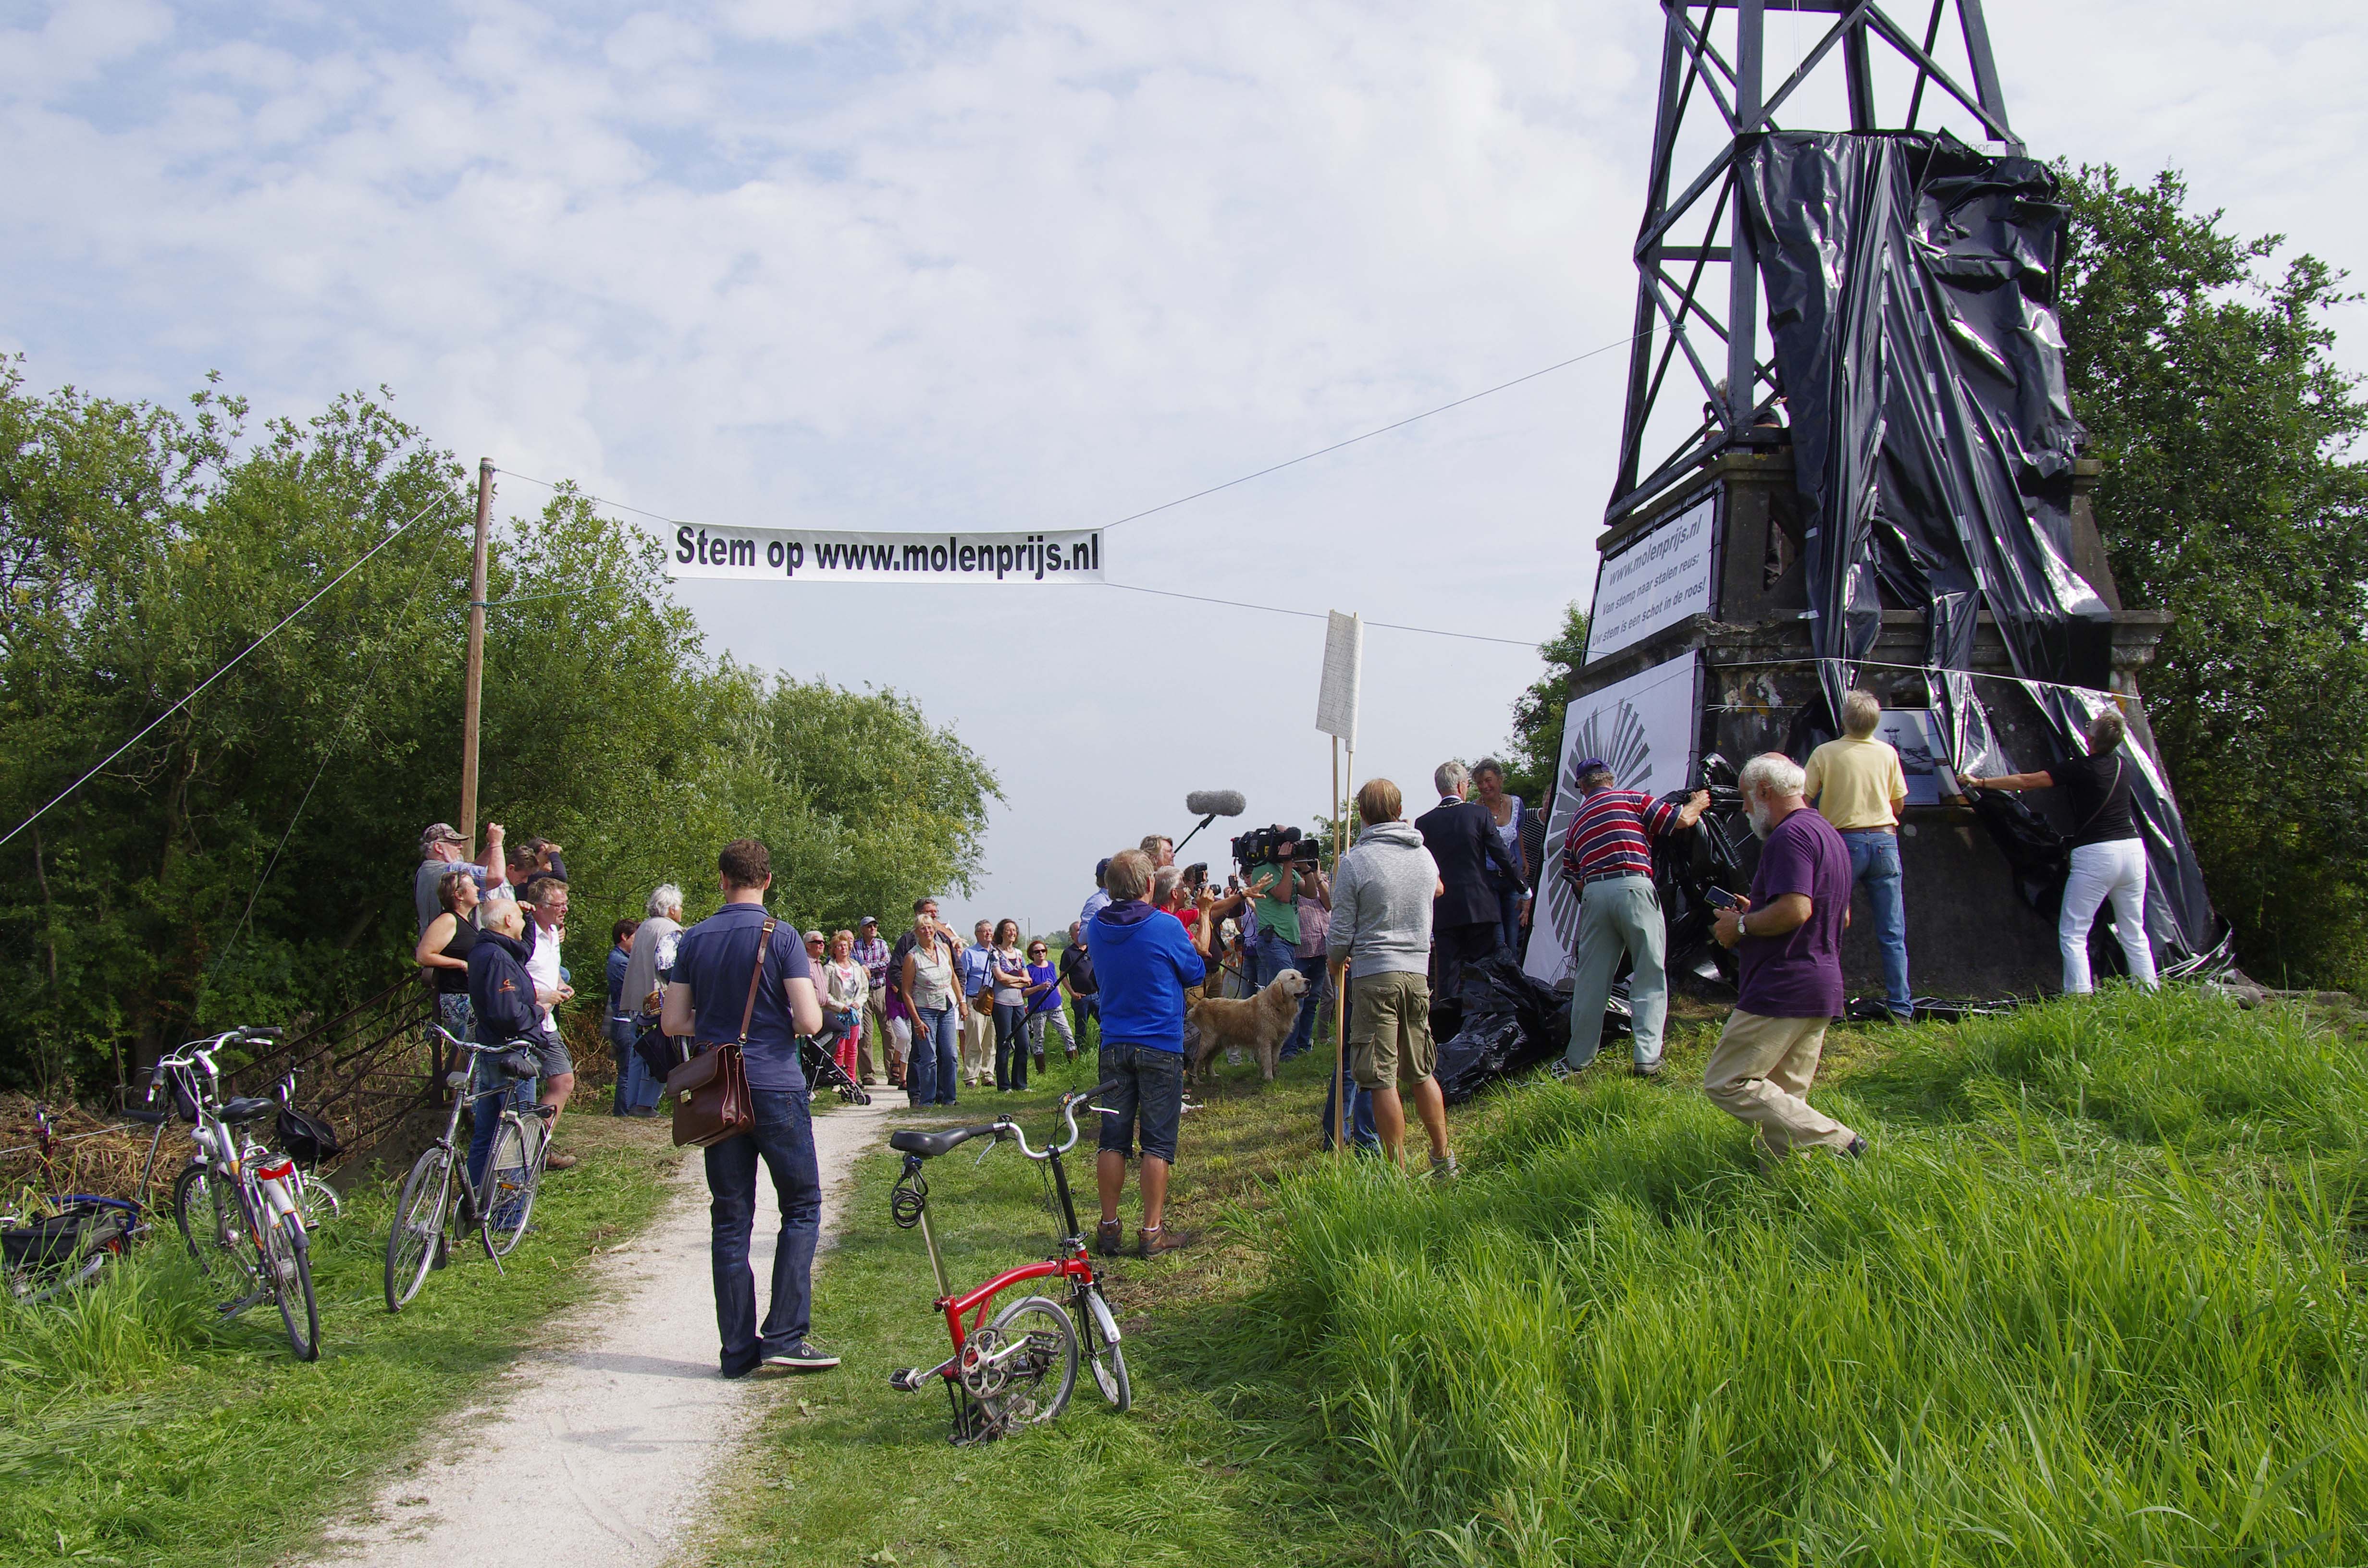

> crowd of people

[{"left": 397, "top": 688, "right": 2155, "bottom": 1381}]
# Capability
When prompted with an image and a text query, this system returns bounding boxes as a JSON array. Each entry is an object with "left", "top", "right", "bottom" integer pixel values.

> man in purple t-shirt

[{"left": 1706, "top": 753, "right": 1865, "bottom": 1160}]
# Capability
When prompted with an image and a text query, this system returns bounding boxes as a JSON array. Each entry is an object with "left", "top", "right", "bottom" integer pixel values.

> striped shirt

[{"left": 1561, "top": 788, "right": 1679, "bottom": 882}]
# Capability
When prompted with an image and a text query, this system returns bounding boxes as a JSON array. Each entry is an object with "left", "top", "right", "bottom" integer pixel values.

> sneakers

[
  {"left": 1840, "top": 1135, "right": 1868, "bottom": 1159},
  {"left": 1430, "top": 1154, "right": 1460, "bottom": 1181},
  {"left": 544, "top": 1151, "right": 579, "bottom": 1170},
  {"left": 1137, "top": 1224, "right": 1196, "bottom": 1259},
  {"left": 1631, "top": 1062, "right": 1663, "bottom": 1079},
  {"left": 1094, "top": 1220, "right": 1125, "bottom": 1257},
  {"left": 760, "top": 1341, "right": 842, "bottom": 1373}
]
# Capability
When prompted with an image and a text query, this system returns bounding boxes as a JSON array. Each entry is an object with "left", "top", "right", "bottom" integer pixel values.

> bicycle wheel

[
  {"left": 258, "top": 1210, "right": 320, "bottom": 1361},
  {"left": 299, "top": 1170, "right": 342, "bottom": 1225},
  {"left": 962, "top": 1295, "right": 1077, "bottom": 1433},
  {"left": 481, "top": 1118, "right": 539, "bottom": 1258},
  {"left": 1074, "top": 1281, "right": 1131, "bottom": 1412},
  {"left": 173, "top": 1164, "right": 259, "bottom": 1292},
  {"left": 384, "top": 1146, "right": 452, "bottom": 1312}
]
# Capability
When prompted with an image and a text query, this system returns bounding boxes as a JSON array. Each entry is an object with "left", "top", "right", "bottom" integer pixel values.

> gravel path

[{"left": 313, "top": 1098, "right": 894, "bottom": 1568}]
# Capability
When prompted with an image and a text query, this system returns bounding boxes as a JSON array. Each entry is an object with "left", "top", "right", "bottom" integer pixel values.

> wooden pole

[
  {"left": 1332, "top": 735, "right": 1349, "bottom": 1155},
  {"left": 458, "top": 458, "right": 493, "bottom": 849}
]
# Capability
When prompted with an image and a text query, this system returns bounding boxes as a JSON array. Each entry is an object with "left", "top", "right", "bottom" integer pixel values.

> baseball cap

[
  {"left": 1574, "top": 758, "right": 1610, "bottom": 775},
  {"left": 419, "top": 822, "right": 465, "bottom": 853},
  {"left": 859, "top": 915, "right": 878, "bottom": 927}
]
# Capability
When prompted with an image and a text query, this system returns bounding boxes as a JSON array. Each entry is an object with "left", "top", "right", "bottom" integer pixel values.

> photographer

[
  {"left": 1282, "top": 846, "right": 1332, "bottom": 1061},
  {"left": 1238, "top": 826, "right": 1305, "bottom": 991}
]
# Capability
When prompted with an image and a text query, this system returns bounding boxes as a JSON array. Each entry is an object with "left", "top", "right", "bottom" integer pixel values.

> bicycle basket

[
  {"left": 1, "top": 1199, "right": 135, "bottom": 1268},
  {"left": 275, "top": 1105, "right": 343, "bottom": 1166}
]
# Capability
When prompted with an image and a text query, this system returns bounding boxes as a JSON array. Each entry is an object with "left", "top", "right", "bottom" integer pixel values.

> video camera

[{"left": 1231, "top": 824, "right": 1319, "bottom": 867}]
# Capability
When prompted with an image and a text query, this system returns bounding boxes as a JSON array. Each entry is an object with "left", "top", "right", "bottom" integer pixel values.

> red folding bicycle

[{"left": 887, "top": 1080, "right": 1133, "bottom": 1443}]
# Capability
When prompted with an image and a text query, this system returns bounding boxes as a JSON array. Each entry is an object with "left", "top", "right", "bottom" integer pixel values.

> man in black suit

[{"left": 1415, "top": 760, "right": 1521, "bottom": 996}]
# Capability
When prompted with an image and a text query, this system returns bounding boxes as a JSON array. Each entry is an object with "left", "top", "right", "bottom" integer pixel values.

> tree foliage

[
  {"left": 1499, "top": 601, "right": 1591, "bottom": 802},
  {"left": 2059, "top": 167, "right": 2368, "bottom": 987},
  {"left": 0, "top": 367, "right": 997, "bottom": 1092}
]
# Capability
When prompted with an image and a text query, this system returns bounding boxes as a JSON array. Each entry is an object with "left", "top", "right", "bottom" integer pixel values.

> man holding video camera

[{"left": 1234, "top": 825, "right": 1306, "bottom": 992}]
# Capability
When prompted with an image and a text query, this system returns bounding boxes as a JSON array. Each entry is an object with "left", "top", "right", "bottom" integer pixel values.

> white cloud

[{"left": 0, "top": 0, "right": 2359, "bottom": 928}]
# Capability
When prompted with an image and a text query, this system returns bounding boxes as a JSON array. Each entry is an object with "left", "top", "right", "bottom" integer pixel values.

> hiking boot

[
  {"left": 545, "top": 1151, "right": 579, "bottom": 1170},
  {"left": 1095, "top": 1220, "right": 1125, "bottom": 1257},
  {"left": 760, "top": 1341, "right": 841, "bottom": 1373},
  {"left": 1137, "top": 1225, "right": 1196, "bottom": 1259}
]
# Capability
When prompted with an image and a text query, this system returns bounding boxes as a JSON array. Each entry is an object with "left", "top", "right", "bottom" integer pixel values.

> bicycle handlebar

[
  {"left": 987, "top": 1079, "right": 1130, "bottom": 1163},
  {"left": 424, "top": 1023, "right": 538, "bottom": 1057}
]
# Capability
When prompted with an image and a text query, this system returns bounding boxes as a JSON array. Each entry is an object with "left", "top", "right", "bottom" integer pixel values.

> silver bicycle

[
  {"left": 383, "top": 1025, "right": 555, "bottom": 1311},
  {"left": 149, "top": 1029, "right": 321, "bottom": 1361}
]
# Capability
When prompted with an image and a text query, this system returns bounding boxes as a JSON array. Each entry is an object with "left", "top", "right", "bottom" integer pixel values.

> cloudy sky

[{"left": 4, "top": 0, "right": 2361, "bottom": 934}]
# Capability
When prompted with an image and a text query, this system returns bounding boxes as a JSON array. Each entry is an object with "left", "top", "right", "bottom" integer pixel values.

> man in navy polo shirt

[{"left": 660, "top": 837, "right": 838, "bottom": 1378}]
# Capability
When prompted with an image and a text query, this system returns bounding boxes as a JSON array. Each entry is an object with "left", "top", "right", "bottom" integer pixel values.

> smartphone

[{"left": 1702, "top": 886, "right": 1741, "bottom": 910}]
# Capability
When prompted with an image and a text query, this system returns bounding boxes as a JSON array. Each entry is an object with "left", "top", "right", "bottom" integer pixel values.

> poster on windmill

[
  {"left": 1523, "top": 650, "right": 1704, "bottom": 988},
  {"left": 1584, "top": 487, "right": 1717, "bottom": 664}
]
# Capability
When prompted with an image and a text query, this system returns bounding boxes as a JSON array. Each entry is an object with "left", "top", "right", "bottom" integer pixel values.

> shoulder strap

[
  {"left": 737, "top": 917, "right": 777, "bottom": 1046},
  {"left": 2073, "top": 758, "right": 2125, "bottom": 836}
]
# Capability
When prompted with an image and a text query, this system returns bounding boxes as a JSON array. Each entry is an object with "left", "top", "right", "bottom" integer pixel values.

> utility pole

[{"left": 459, "top": 458, "right": 493, "bottom": 850}]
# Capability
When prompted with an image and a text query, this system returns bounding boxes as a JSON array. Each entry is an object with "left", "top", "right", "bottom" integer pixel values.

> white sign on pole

[
  {"left": 1315, "top": 611, "right": 1363, "bottom": 747},
  {"left": 666, "top": 524, "right": 1103, "bottom": 583},
  {"left": 1585, "top": 490, "right": 1716, "bottom": 663},
  {"left": 1523, "top": 650, "right": 1703, "bottom": 987}
]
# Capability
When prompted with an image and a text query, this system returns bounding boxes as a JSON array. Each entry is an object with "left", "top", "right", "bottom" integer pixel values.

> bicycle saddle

[
  {"left": 221, "top": 1096, "right": 278, "bottom": 1123},
  {"left": 888, "top": 1124, "right": 999, "bottom": 1158}
]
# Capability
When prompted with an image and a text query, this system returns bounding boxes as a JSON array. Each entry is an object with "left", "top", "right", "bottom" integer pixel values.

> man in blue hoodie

[
  {"left": 463, "top": 898, "right": 546, "bottom": 1188},
  {"left": 1088, "top": 847, "right": 1206, "bottom": 1260}
]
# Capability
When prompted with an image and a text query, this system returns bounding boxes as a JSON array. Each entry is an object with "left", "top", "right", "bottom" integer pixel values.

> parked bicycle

[
  {"left": 1, "top": 1158, "right": 144, "bottom": 1304},
  {"left": 383, "top": 1025, "right": 555, "bottom": 1311},
  {"left": 886, "top": 1080, "right": 1135, "bottom": 1443},
  {"left": 147, "top": 1028, "right": 321, "bottom": 1360}
]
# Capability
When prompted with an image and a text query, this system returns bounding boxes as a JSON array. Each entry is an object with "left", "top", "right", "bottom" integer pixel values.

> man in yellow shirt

[{"left": 1803, "top": 689, "right": 1912, "bottom": 1020}]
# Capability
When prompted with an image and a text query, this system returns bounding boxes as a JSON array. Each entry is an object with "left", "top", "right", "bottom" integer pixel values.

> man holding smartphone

[{"left": 1557, "top": 760, "right": 1710, "bottom": 1078}]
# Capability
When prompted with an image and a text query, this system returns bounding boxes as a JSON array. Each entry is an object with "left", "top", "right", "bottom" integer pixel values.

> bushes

[{"left": 1252, "top": 992, "right": 2368, "bottom": 1566}]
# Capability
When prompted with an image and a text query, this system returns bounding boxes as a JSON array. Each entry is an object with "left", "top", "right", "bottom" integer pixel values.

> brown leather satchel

[{"left": 668, "top": 916, "right": 775, "bottom": 1149}]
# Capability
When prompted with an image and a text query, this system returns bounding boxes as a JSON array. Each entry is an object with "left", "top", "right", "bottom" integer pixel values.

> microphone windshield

[{"left": 1184, "top": 789, "right": 1247, "bottom": 818}]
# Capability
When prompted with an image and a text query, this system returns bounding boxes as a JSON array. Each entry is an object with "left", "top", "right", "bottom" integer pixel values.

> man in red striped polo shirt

[{"left": 1558, "top": 759, "right": 1709, "bottom": 1078}]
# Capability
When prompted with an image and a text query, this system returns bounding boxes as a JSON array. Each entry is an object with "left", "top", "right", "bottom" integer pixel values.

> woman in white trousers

[{"left": 1961, "top": 707, "right": 2159, "bottom": 994}]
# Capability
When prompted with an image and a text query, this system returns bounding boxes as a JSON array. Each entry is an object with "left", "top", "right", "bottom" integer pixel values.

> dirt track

[{"left": 313, "top": 1098, "right": 893, "bottom": 1568}]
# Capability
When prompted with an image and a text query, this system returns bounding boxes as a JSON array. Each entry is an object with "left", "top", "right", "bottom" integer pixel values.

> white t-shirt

[{"left": 525, "top": 920, "right": 564, "bottom": 1038}]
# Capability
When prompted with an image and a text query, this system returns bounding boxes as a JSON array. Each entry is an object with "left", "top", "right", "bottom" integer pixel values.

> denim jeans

[
  {"left": 1250, "top": 928, "right": 1297, "bottom": 992},
  {"left": 1842, "top": 829, "right": 1911, "bottom": 1017},
  {"left": 703, "top": 1089, "right": 821, "bottom": 1376},
  {"left": 1071, "top": 994, "right": 1098, "bottom": 1049},
  {"left": 1320, "top": 1059, "right": 1379, "bottom": 1150},
  {"left": 908, "top": 1006, "right": 958, "bottom": 1107},
  {"left": 465, "top": 1052, "right": 534, "bottom": 1188},
  {"left": 1494, "top": 885, "right": 1525, "bottom": 954},
  {"left": 1281, "top": 952, "right": 1327, "bottom": 1058},
  {"left": 993, "top": 1001, "right": 1029, "bottom": 1089},
  {"left": 610, "top": 1018, "right": 664, "bottom": 1113}
]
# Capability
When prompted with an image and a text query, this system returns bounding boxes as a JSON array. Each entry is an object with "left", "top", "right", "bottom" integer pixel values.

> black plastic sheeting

[
  {"left": 1738, "top": 130, "right": 2229, "bottom": 974},
  {"left": 1739, "top": 130, "right": 2109, "bottom": 690},
  {"left": 1434, "top": 954, "right": 1580, "bottom": 1105}
]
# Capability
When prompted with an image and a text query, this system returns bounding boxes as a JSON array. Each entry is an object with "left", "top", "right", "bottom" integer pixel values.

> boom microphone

[{"left": 1176, "top": 789, "right": 1247, "bottom": 855}]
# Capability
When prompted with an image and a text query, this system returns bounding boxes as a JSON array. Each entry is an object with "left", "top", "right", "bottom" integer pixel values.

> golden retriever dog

[{"left": 1185, "top": 968, "right": 1307, "bottom": 1083}]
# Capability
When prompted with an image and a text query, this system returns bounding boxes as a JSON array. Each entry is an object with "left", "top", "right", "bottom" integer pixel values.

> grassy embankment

[
  {"left": 0, "top": 1115, "right": 677, "bottom": 1567},
  {"left": 713, "top": 987, "right": 2368, "bottom": 1568}
]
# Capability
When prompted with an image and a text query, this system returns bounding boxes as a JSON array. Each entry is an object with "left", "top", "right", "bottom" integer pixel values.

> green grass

[
  {"left": 697, "top": 1041, "right": 1386, "bottom": 1567},
  {"left": 0, "top": 1115, "right": 676, "bottom": 1567},
  {"left": 1232, "top": 987, "right": 2368, "bottom": 1566}
]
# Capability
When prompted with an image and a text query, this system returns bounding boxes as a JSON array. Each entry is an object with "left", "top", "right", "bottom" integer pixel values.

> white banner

[
  {"left": 1524, "top": 650, "right": 1702, "bottom": 988},
  {"left": 666, "top": 524, "right": 1103, "bottom": 583},
  {"left": 1586, "top": 490, "right": 1715, "bottom": 663},
  {"left": 1314, "top": 610, "right": 1362, "bottom": 747}
]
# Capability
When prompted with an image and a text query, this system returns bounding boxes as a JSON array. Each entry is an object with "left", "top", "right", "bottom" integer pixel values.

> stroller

[{"left": 804, "top": 1014, "right": 872, "bottom": 1106}]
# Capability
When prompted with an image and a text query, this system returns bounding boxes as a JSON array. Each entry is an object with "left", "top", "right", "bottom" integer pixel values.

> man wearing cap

[
  {"left": 415, "top": 820, "right": 505, "bottom": 938},
  {"left": 1557, "top": 759, "right": 1710, "bottom": 1078},
  {"left": 852, "top": 916, "right": 892, "bottom": 1087}
]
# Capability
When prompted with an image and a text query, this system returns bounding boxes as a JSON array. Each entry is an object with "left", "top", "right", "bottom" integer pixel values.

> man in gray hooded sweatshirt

[{"left": 1327, "top": 776, "right": 1455, "bottom": 1176}]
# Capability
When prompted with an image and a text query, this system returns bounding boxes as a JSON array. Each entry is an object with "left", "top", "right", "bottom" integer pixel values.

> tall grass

[{"left": 1249, "top": 990, "right": 2368, "bottom": 1566}]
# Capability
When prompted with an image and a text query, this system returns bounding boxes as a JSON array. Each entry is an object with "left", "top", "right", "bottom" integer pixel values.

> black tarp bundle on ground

[{"left": 1735, "top": 129, "right": 2228, "bottom": 976}]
